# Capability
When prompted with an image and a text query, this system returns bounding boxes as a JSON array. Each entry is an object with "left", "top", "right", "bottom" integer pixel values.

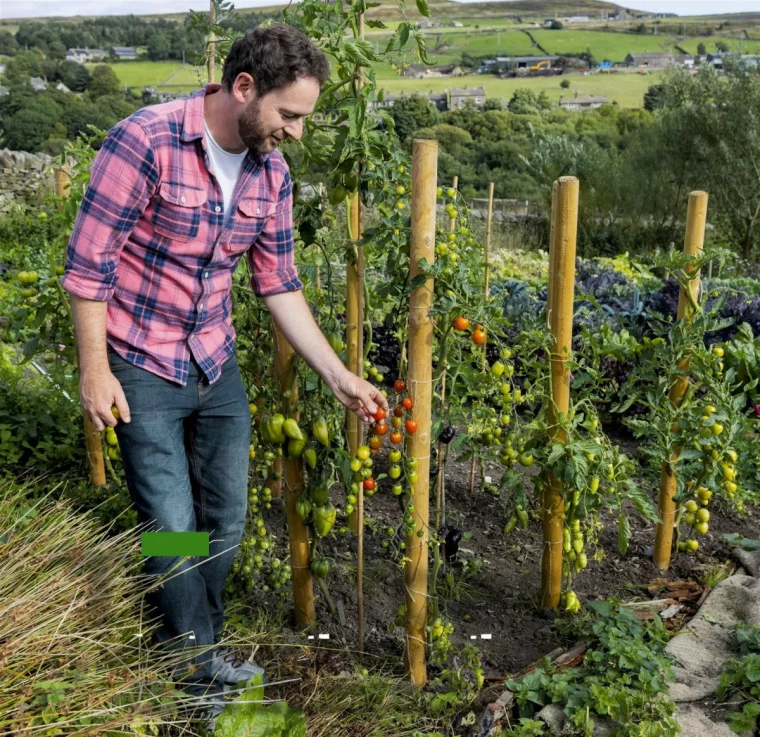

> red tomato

[
  {"left": 472, "top": 329, "right": 487, "bottom": 345},
  {"left": 394, "top": 379, "right": 406, "bottom": 393},
  {"left": 402, "top": 397, "right": 413, "bottom": 410},
  {"left": 390, "top": 430, "right": 403, "bottom": 445},
  {"left": 373, "top": 407, "right": 387, "bottom": 422},
  {"left": 393, "top": 405, "right": 405, "bottom": 417},
  {"left": 405, "top": 419, "right": 418, "bottom": 434},
  {"left": 363, "top": 477, "right": 376, "bottom": 491},
  {"left": 374, "top": 421, "right": 388, "bottom": 436},
  {"left": 453, "top": 316, "right": 470, "bottom": 331}
]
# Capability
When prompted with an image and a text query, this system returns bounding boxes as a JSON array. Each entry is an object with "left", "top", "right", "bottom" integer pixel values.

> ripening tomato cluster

[{"left": 452, "top": 315, "right": 487, "bottom": 345}]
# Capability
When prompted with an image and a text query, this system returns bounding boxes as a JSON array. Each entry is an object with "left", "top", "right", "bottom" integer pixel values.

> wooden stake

[
  {"left": 272, "top": 325, "right": 315, "bottom": 628},
  {"left": 484, "top": 181, "right": 494, "bottom": 299},
  {"left": 207, "top": 0, "right": 216, "bottom": 84},
  {"left": 57, "top": 165, "right": 106, "bottom": 488},
  {"left": 541, "top": 177, "right": 579, "bottom": 610},
  {"left": 653, "top": 191, "right": 708, "bottom": 571},
  {"left": 404, "top": 138, "right": 437, "bottom": 688}
]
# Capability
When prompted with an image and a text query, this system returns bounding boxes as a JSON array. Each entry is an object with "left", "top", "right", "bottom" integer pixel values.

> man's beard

[{"left": 238, "top": 98, "right": 277, "bottom": 154}]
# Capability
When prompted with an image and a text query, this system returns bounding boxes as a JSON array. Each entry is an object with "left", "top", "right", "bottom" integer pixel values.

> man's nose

[{"left": 283, "top": 118, "right": 303, "bottom": 141}]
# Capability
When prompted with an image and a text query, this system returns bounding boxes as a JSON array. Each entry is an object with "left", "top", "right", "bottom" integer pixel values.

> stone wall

[{"left": 0, "top": 150, "right": 55, "bottom": 213}]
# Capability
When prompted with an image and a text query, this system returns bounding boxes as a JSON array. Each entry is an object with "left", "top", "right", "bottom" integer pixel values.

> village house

[
  {"left": 65, "top": 48, "right": 106, "bottom": 63},
  {"left": 110, "top": 47, "right": 138, "bottom": 60},
  {"left": 559, "top": 94, "right": 609, "bottom": 111},
  {"left": 403, "top": 63, "right": 463, "bottom": 79},
  {"left": 449, "top": 86, "right": 486, "bottom": 110}
]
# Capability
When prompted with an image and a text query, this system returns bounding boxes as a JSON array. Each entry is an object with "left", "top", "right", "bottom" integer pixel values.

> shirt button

[
  {"left": 180, "top": 196, "right": 186, "bottom": 204},
  {"left": 215, "top": 206, "right": 221, "bottom": 213},
  {"left": 256, "top": 207, "right": 261, "bottom": 215},
  {"left": 204, "top": 271, "right": 209, "bottom": 278},
  {"left": 199, "top": 303, "right": 204, "bottom": 311}
]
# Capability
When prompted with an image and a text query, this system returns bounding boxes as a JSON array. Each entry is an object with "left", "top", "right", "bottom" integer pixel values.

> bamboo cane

[
  {"left": 653, "top": 191, "right": 708, "bottom": 571},
  {"left": 541, "top": 177, "right": 579, "bottom": 610},
  {"left": 57, "top": 165, "right": 106, "bottom": 487},
  {"left": 469, "top": 181, "right": 494, "bottom": 497},
  {"left": 207, "top": 0, "right": 216, "bottom": 84},
  {"left": 355, "top": 12, "right": 366, "bottom": 656},
  {"left": 272, "top": 325, "right": 315, "bottom": 627},
  {"left": 404, "top": 138, "right": 437, "bottom": 688}
]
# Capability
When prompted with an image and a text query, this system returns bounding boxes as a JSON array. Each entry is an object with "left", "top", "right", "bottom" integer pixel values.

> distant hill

[{"left": 1, "top": 0, "right": 644, "bottom": 26}]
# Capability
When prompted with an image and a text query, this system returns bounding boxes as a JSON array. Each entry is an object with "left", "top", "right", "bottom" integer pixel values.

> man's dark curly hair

[{"left": 221, "top": 24, "right": 330, "bottom": 97}]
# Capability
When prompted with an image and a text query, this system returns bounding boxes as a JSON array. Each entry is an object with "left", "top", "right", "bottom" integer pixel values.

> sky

[{"left": 1, "top": 0, "right": 757, "bottom": 21}]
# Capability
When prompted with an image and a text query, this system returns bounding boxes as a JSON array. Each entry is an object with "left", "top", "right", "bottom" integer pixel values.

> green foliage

[
  {"left": 505, "top": 601, "right": 679, "bottom": 737},
  {"left": 718, "top": 623, "right": 760, "bottom": 734},
  {"left": 391, "top": 93, "right": 442, "bottom": 142}
]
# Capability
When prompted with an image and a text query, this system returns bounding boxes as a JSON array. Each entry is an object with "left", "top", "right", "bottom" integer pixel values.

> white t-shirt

[{"left": 204, "top": 121, "right": 248, "bottom": 229}]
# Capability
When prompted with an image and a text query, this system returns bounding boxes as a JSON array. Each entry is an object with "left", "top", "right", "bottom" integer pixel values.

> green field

[
  {"left": 531, "top": 29, "right": 678, "bottom": 61},
  {"left": 91, "top": 61, "right": 183, "bottom": 87},
  {"left": 378, "top": 71, "right": 660, "bottom": 108},
  {"left": 678, "top": 36, "right": 760, "bottom": 55}
]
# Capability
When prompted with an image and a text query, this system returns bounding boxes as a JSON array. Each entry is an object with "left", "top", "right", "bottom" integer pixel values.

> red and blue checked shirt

[{"left": 62, "top": 83, "right": 302, "bottom": 386}]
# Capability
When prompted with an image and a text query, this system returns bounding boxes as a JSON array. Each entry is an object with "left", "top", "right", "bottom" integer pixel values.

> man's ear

[{"left": 231, "top": 72, "right": 256, "bottom": 104}]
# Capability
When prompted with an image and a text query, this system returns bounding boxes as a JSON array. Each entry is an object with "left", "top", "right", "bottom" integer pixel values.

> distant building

[
  {"left": 0, "top": 86, "right": 8, "bottom": 97},
  {"left": 30, "top": 77, "right": 48, "bottom": 91},
  {"left": 543, "top": 18, "right": 556, "bottom": 27},
  {"left": 446, "top": 21, "right": 463, "bottom": 27},
  {"left": 608, "top": 9, "right": 633, "bottom": 20},
  {"left": 404, "top": 63, "right": 463, "bottom": 79},
  {"left": 110, "top": 47, "right": 138, "bottom": 60},
  {"left": 674, "top": 54, "right": 695, "bottom": 68},
  {"left": 66, "top": 48, "right": 106, "bottom": 63},
  {"left": 416, "top": 19, "right": 440, "bottom": 29},
  {"left": 478, "top": 55, "right": 559, "bottom": 73},
  {"left": 566, "top": 15, "right": 589, "bottom": 22},
  {"left": 625, "top": 52, "right": 674, "bottom": 69},
  {"left": 0, "top": 63, "right": 6, "bottom": 75},
  {"left": 142, "top": 87, "right": 191, "bottom": 104},
  {"left": 55, "top": 81, "right": 71, "bottom": 93},
  {"left": 559, "top": 94, "right": 608, "bottom": 110},
  {"left": 450, "top": 86, "right": 485, "bottom": 109},
  {"left": 370, "top": 90, "right": 448, "bottom": 112}
]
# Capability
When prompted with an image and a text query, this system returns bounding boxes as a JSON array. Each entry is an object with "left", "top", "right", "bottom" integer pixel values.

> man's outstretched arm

[{"left": 262, "top": 290, "right": 388, "bottom": 423}]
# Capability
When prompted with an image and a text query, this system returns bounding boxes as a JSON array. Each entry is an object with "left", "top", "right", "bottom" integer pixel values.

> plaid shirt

[{"left": 62, "top": 83, "right": 302, "bottom": 386}]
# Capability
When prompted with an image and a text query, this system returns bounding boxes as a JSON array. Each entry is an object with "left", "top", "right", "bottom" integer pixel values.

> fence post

[
  {"left": 404, "top": 138, "right": 437, "bottom": 687},
  {"left": 653, "top": 191, "right": 708, "bottom": 571},
  {"left": 272, "top": 325, "right": 316, "bottom": 627},
  {"left": 57, "top": 165, "right": 106, "bottom": 488},
  {"left": 541, "top": 176, "right": 578, "bottom": 609}
]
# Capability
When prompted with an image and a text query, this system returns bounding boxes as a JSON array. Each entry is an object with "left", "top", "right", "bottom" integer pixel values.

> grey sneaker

[
  {"left": 199, "top": 693, "right": 226, "bottom": 734},
  {"left": 211, "top": 647, "right": 268, "bottom": 686}
]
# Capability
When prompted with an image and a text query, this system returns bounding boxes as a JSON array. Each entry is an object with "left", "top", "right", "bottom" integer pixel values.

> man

[{"left": 62, "top": 24, "right": 387, "bottom": 729}]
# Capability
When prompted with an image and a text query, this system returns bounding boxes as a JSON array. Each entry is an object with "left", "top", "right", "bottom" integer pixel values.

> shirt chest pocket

[
  {"left": 152, "top": 182, "right": 208, "bottom": 242},
  {"left": 224, "top": 198, "right": 276, "bottom": 254}
]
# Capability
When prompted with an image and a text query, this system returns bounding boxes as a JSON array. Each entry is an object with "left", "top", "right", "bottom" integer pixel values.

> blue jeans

[{"left": 108, "top": 345, "right": 250, "bottom": 698}]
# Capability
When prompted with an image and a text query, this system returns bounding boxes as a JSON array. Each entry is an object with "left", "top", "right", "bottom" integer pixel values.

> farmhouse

[
  {"left": 30, "top": 77, "right": 48, "bottom": 91},
  {"left": 450, "top": 86, "right": 486, "bottom": 109},
  {"left": 369, "top": 91, "right": 448, "bottom": 112},
  {"left": 110, "top": 47, "right": 138, "bottom": 60},
  {"left": 566, "top": 15, "right": 590, "bottom": 22},
  {"left": 674, "top": 54, "right": 695, "bottom": 69},
  {"left": 559, "top": 94, "right": 609, "bottom": 110},
  {"left": 65, "top": 48, "right": 106, "bottom": 63},
  {"left": 479, "top": 56, "right": 559, "bottom": 73},
  {"left": 625, "top": 52, "right": 674, "bottom": 69}
]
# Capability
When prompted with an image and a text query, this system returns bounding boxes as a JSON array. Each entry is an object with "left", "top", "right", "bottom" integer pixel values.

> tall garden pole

[
  {"left": 469, "top": 181, "right": 494, "bottom": 497},
  {"left": 484, "top": 181, "right": 495, "bottom": 299},
  {"left": 404, "top": 138, "right": 437, "bottom": 687},
  {"left": 541, "top": 176, "right": 578, "bottom": 609},
  {"left": 207, "top": 0, "right": 216, "bottom": 84},
  {"left": 272, "top": 325, "right": 315, "bottom": 627},
  {"left": 653, "top": 191, "right": 708, "bottom": 571},
  {"left": 436, "top": 176, "right": 458, "bottom": 527},
  {"left": 57, "top": 165, "right": 106, "bottom": 488}
]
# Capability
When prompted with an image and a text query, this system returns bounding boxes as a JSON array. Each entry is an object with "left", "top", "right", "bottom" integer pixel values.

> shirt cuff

[
  {"left": 61, "top": 270, "right": 115, "bottom": 302},
  {"left": 251, "top": 268, "right": 303, "bottom": 297}
]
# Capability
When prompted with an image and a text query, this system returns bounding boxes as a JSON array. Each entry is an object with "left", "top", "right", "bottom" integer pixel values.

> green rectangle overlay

[{"left": 141, "top": 532, "right": 209, "bottom": 557}]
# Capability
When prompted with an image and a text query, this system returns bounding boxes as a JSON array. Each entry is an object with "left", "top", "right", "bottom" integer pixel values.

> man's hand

[
  {"left": 80, "top": 368, "right": 131, "bottom": 431},
  {"left": 329, "top": 368, "right": 389, "bottom": 423}
]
